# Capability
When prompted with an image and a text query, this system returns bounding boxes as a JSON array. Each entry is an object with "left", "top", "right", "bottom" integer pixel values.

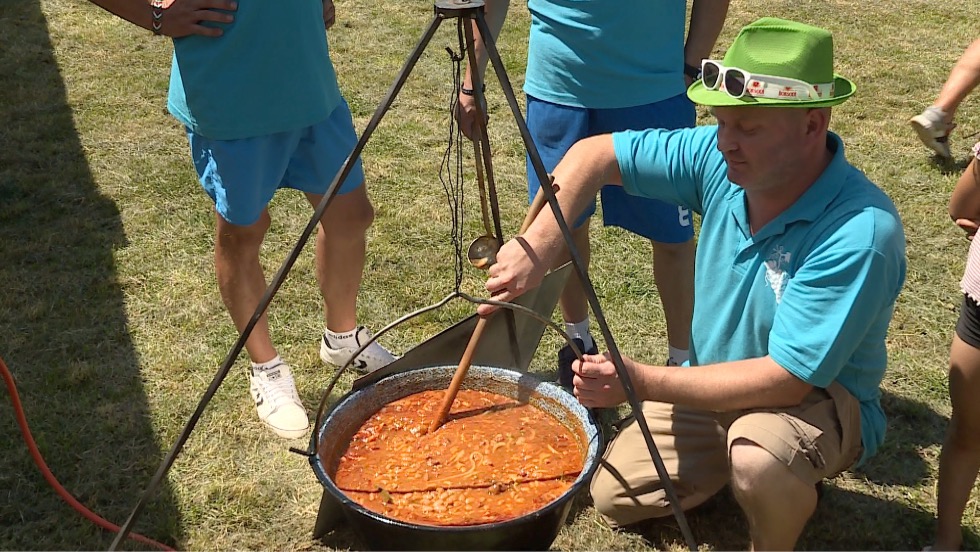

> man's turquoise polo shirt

[{"left": 613, "top": 126, "right": 907, "bottom": 464}]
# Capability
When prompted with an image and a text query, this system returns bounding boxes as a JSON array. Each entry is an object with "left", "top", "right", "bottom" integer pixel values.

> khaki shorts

[{"left": 589, "top": 382, "right": 863, "bottom": 527}]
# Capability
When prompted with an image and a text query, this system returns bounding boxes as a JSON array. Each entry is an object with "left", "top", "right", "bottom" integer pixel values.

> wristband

[
  {"left": 150, "top": 0, "right": 165, "bottom": 35},
  {"left": 460, "top": 84, "right": 486, "bottom": 96},
  {"left": 683, "top": 63, "right": 700, "bottom": 79}
]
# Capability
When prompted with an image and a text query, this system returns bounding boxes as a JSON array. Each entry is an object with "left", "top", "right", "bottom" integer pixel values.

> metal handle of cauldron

[
  {"left": 302, "top": 287, "right": 586, "bottom": 457},
  {"left": 303, "top": 289, "right": 585, "bottom": 540}
]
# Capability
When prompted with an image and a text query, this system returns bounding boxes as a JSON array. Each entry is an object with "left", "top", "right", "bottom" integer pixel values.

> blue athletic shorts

[
  {"left": 526, "top": 93, "right": 696, "bottom": 243},
  {"left": 186, "top": 100, "right": 365, "bottom": 226}
]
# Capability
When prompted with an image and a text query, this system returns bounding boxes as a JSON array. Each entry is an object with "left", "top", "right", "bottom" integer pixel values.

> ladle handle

[
  {"left": 428, "top": 178, "right": 558, "bottom": 434},
  {"left": 473, "top": 139, "right": 494, "bottom": 237}
]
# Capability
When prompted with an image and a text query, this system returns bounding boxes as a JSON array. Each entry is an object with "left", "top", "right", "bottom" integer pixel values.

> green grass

[{"left": 1, "top": 0, "right": 979, "bottom": 549}]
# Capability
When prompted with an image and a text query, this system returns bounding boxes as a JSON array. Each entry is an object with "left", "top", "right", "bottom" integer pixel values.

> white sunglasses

[{"left": 700, "top": 60, "right": 834, "bottom": 101}]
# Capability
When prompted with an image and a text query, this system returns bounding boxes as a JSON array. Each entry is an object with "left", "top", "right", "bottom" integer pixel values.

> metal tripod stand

[{"left": 109, "top": 1, "right": 696, "bottom": 549}]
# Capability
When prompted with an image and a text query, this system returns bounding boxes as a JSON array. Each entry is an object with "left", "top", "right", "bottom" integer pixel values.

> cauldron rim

[{"left": 309, "top": 364, "right": 603, "bottom": 536}]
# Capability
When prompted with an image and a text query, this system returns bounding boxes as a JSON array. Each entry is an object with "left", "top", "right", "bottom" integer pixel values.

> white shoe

[
  {"left": 320, "top": 326, "right": 396, "bottom": 373},
  {"left": 249, "top": 363, "right": 309, "bottom": 439},
  {"left": 910, "top": 106, "right": 954, "bottom": 158}
]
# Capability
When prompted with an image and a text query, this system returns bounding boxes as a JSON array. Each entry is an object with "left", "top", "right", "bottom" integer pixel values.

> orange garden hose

[{"left": 0, "top": 354, "right": 174, "bottom": 551}]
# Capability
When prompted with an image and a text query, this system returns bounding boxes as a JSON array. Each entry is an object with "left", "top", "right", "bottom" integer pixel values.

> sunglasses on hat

[{"left": 700, "top": 60, "right": 835, "bottom": 101}]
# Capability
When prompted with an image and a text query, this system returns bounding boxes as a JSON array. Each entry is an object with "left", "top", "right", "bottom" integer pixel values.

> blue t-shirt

[
  {"left": 167, "top": 1, "right": 343, "bottom": 140},
  {"left": 524, "top": 0, "right": 687, "bottom": 109},
  {"left": 613, "top": 126, "right": 907, "bottom": 465}
]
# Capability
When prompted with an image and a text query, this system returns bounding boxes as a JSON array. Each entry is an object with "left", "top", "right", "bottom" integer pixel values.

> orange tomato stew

[{"left": 333, "top": 389, "right": 585, "bottom": 526}]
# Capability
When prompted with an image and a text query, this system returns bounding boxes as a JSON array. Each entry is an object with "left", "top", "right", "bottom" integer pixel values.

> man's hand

[
  {"left": 159, "top": 0, "right": 236, "bottom": 38},
  {"left": 477, "top": 236, "right": 548, "bottom": 317},
  {"left": 456, "top": 91, "right": 486, "bottom": 142},
  {"left": 572, "top": 352, "right": 650, "bottom": 408},
  {"left": 323, "top": 0, "right": 336, "bottom": 29}
]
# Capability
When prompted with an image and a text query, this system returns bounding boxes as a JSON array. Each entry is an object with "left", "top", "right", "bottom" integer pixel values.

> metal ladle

[{"left": 466, "top": 139, "right": 499, "bottom": 270}]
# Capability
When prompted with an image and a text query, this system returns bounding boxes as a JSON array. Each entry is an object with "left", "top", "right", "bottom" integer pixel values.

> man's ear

[{"left": 805, "top": 107, "right": 831, "bottom": 137}]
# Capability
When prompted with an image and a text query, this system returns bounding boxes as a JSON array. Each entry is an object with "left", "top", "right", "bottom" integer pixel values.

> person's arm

[
  {"left": 683, "top": 0, "right": 730, "bottom": 86},
  {"left": 478, "top": 134, "right": 619, "bottom": 315},
  {"left": 572, "top": 354, "right": 812, "bottom": 411},
  {"left": 456, "top": 0, "right": 510, "bottom": 140},
  {"left": 87, "top": 0, "right": 236, "bottom": 38},
  {"left": 950, "top": 157, "right": 980, "bottom": 237}
]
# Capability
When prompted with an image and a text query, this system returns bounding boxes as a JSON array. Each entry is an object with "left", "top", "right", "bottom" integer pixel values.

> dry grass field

[{"left": 1, "top": 0, "right": 979, "bottom": 549}]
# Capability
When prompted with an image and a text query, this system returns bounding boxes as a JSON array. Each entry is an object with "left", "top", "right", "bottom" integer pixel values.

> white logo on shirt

[{"left": 765, "top": 246, "right": 792, "bottom": 304}]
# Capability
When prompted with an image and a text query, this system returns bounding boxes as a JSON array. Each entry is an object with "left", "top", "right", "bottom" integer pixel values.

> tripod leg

[
  {"left": 473, "top": 10, "right": 699, "bottom": 552},
  {"left": 312, "top": 490, "right": 344, "bottom": 539}
]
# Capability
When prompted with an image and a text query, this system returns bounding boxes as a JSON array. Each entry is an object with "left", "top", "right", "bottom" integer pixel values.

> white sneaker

[
  {"left": 910, "top": 106, "right": 954, "bottom": 158},
  {"left": 320, "top": 326, "right": 396, "bottom": 373},
  {"left": 249, "top": 363, "right": 309, "bottom": 439}
]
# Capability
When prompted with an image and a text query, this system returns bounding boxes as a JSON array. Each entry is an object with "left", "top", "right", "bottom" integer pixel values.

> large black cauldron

[{"left": 309, "top": 365, "right": 602, "bottom": 551}]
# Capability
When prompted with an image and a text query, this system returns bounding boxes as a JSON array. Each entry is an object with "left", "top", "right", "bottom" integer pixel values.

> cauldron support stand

[
  {"left": 110, "top": 1, "right": 696, "bottom": 550},
  {"left": 470, "top": 6, "right": 698, "bottom": 550},
  {"left": 312, "top": 2, "right": 698, "bottom": 549}
]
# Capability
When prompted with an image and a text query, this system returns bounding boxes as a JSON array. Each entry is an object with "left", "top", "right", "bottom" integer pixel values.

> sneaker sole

[
  {"left": 909, "top": 116, "right": 952, "bottom": 158},
  {"left": 255, "top": 400, "right": 310, "bottom": 439},
  {"left": 267, "top": 422, "right": 310, "bottom": 440}
]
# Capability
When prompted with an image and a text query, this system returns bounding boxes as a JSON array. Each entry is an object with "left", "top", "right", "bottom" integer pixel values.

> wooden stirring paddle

[{"left": 427, "top": 181, "right": 557, "bottom": 433}]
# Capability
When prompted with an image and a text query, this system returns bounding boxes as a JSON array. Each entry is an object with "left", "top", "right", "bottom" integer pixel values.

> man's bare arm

[
  {"left": 87, "top": 0, "right": 236, "bottom": 38},
  {"left": 684, "top": 0, "right": 730, "bottom": 84}
]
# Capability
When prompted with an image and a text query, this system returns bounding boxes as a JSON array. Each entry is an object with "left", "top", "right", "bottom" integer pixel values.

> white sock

[
  {"left": 565, "top": 319, "right": 594, "bottom": 351},
  {"left": 251, "top": 355, "right": 283, "bottom": 374},
  {"left": 326, "top": 327, "right": 359, "bottom": 348},
  {"left": 668, "top": 346, "right": 689, "bottom": 366}
]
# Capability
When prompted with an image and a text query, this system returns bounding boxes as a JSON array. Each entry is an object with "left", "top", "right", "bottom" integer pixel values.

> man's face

[{"left": 712, "top": 106, "right": 812, "bottom": 191}]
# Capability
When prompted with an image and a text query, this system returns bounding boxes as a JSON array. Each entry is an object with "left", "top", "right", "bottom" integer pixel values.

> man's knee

[
  {"left": 590, "top": 460, "right": 724, "bottom": 528},
  {"left": 590, "top": 465, "right": 674, "bottom": 528},
  {"left": 321, "top": 187, "right": 374, "bottom": 235},
  {"left": 216, "top": 211, "right": 270, "bottom": 252},
  {"left": 728, "top": 439, "right": 785, "bottom": 495},
  {"left": 949, "top": 412, "right": 980, "bottom": 450}
]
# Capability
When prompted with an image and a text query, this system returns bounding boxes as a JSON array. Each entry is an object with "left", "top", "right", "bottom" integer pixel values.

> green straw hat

[{"left": 687, "top": 17, "right": 856, "bottom": 108}]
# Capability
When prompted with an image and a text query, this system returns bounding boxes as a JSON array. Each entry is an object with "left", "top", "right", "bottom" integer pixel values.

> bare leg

[
  {"left": 934, "top": 334, "right": 980, "bottom": 550},
  {"left": 214, "top": 210, "right": 277, "bottom": 363},
  {"left": 730, "top": 439, "right": 817, "bottom": 551},
  {"left": 934, "top": 38, "right": 980, "bottom": 125},
  {"left": 555, "top": 220, "right": 592, "bottom": 325},
  {"left": 650, "top": 238, "right": 695, "bottom": 351},
  {"left": 304, "top": 185, "right": 374, "bottom": 334}
]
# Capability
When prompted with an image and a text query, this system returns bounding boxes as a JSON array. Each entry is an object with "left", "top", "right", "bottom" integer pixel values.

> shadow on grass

[
  {"left": 0, "top": 1, "right": 182, "bottom": 549},
  {"left": 607, "top": 482, "right": 978, "bottom": 551},
  {"left": 930, "top": 154, "right": 971, "bottom": 175},
  {"left": 859, "top": 390, "right": 948, "bottom": 487}
]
